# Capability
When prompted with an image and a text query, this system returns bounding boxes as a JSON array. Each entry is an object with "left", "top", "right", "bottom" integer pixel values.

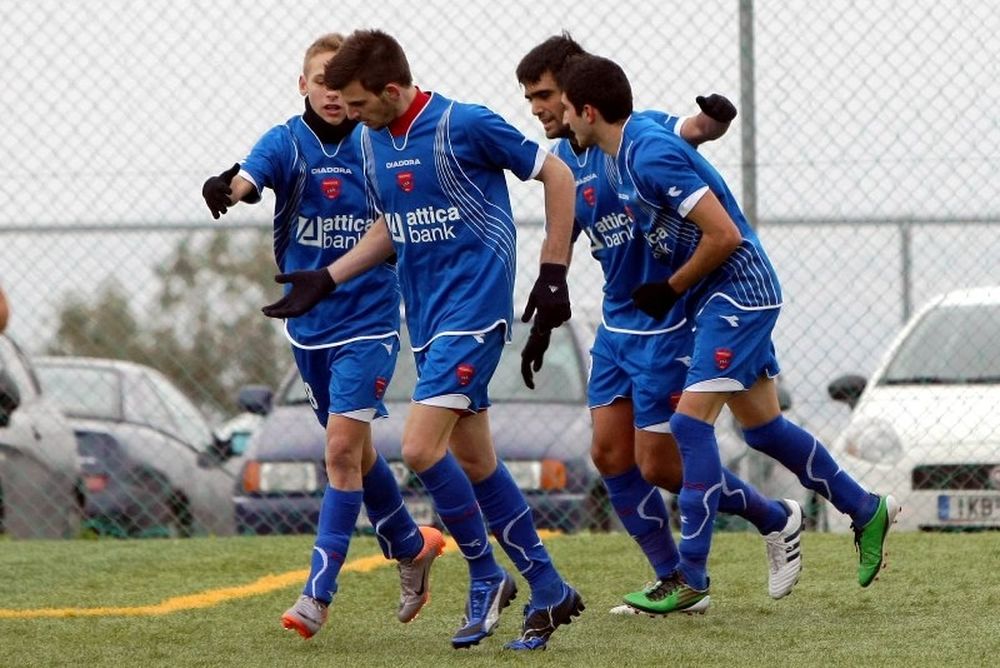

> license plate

[
  {"left": 355, "top": 498, "right": 436, "bottom": 530},
  {"left": 938, "top": 494, "right": 1000, "bottom": 522}
]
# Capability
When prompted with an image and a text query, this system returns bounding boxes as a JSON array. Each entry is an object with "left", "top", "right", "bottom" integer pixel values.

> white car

[{"left": 826, "top": 286, "right": 1000, "bottom": 531}]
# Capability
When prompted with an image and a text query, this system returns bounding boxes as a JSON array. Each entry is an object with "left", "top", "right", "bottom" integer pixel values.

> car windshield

[
  {"left": 281, "top": 325, "right": 586, "bottom": 405},
  {"left": 35, "top": 365, "right": 123, "bottom": 420},
  {"left": 881, "top": 303, "right": 1000, "bottom": 385}
]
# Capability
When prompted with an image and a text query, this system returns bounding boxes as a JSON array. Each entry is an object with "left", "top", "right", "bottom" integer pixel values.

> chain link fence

[{"left": 1, "top": 1, "right": 997, "bottom": 538}]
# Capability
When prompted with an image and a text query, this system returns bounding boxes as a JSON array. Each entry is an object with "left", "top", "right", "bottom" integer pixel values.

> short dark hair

[
  {"left": 515, "top": 32, "right": 586, "bottom": 85},
  {"left": 324, "top": 29, "right": 412, "bottom": 92},
  {"left": 560, "top": 54, "right": 633, "bottom": 123}
]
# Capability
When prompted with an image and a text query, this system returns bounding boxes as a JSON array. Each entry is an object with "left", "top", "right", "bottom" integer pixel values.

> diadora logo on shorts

[
  {"left": 321, "top": 177, "right": 341, "bottom": 199},
  {"left": 456, "top": 363, "right": 475, "bottom": 387},
  {"left": 715, "top": 348, "right": 733, "bottom": 370},
  {"left": 396, "top": 171, "right": 414, "bottom": 193},
  {"left": 582, "top": 185, "right": 596, "bottom": 207},
  {"left": 667, "top": 186, "right": 683, "bottom": 197},
  {"left": 385, "top": 206, "right": 461, "bottom": 244},
  {"left": 374, "top": 376, "right": 388, "bottom": 400},
  {"left": 296, "top": 214, "right": 373, "bottom": 248},
  {"left": 720, "top": 314, "right": 740, "bottom": 328}
]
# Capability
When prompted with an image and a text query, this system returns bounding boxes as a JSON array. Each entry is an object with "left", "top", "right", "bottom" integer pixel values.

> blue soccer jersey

[
  {"left": 240, "top": 116, "right": 400, "bottom": 348},
  {"left": 617, "top": 113, "right": 782, "bottom": 314},
  {"left": 360, "top": 93, "right": 545, "bottom": 350},
  {"left": 555, "top": 110, "right": 687, "bottom": 334}
]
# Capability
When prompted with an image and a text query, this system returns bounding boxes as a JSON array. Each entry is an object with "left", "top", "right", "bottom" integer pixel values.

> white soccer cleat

[{"left": 763, "top": 499, "right": 804, "bottom": 599}]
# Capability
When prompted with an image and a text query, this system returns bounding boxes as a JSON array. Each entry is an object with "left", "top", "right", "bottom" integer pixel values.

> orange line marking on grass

[{"left": 0, "top": 530, "right": 560, "bottom": 619}]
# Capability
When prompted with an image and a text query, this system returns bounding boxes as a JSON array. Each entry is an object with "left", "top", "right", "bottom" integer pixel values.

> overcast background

[{"left": 1, "top": 0, "right": 998, "bottom": 438}]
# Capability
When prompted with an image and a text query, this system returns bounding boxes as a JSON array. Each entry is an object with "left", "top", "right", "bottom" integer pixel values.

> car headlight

[
  {"left": 506, "top": 460, "right": 567, "bottom": 491},
  {"left": 842, "top": 419, "right": 903, "bottom": 464},
  {"left": 242, "top": 460, "right": 319, "bottom": 493}
]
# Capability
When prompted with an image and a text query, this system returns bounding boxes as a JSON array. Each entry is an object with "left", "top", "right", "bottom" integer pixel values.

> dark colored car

[
  {"left": 34, "top": 357, "right": 241, "bottom": 537},
  {"left": 235, "top": 322, "right": 606, "bottom": 535},
  {"left": 0, "top": 335, "right": 82, "bottom": 539}
]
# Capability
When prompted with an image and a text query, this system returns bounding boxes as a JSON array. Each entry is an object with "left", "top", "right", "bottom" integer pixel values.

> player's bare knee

[
  {"left": 324, "top": 433, "right": 362, "bottom": 476},
  {"left": 590, "top": 439, "right": 635, "bottom": 476},
  {"left": 640, "top": 461, "right": 682, "bottom": 493},
  {"left": 401, "top": 439, "right": 444, "bottom": 473}
]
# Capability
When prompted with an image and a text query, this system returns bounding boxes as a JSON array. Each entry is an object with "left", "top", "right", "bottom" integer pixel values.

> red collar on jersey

[{"left": 389, "top": 88, "right": 430, "bottom": 137}]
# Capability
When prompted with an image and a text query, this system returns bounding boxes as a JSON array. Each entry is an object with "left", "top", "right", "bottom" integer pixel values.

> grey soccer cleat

[
  {"left": 396, "top": 525, "right": 446, "bottom": 623},
  {"left": 281, "top": 594, "right": 328, "bottom": 639}
]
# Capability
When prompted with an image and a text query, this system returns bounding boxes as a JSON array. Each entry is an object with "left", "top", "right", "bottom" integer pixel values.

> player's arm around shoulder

[
  {"left": 678, "top": 93, "right": 737, "bottom": 147},
  {"left": 534, "top": 153, "right": 575, "bottom": 265}
]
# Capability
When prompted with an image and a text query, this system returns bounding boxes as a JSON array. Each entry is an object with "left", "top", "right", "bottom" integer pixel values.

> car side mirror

[
  {"left": 828, "top": 374, "right": 867, "bottom": 410},
  {"left": 238, "top": 385, "right": 273, "bottom": 416},
  {"left": 0, "top": 367, "right": 22, "bottom": 427},
  {"left": 199, "top": 433, "right": 235, "bottom": 466}
]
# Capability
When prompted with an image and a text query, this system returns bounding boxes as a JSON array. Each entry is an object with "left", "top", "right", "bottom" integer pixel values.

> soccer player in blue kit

[
  {"left": 201, "top": 33, "right": 445, "bottom": 639},
  {"left": 560, "top": 54, "right": 900, "bottom": 615},
  {"left": 262, "top": 29, "right": 584, "bottom": 650},
  {"left": 516, "top": 35, "right": 805, "bottom": 611}
]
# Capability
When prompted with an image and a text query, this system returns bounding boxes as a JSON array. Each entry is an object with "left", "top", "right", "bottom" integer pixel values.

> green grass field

[{"left": 1, "top": 531, "right": 997, "bottom": 667}]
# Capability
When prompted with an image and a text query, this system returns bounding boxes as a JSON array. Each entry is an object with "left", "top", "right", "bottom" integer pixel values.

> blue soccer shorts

[
  {"left": 685, "top": 298, "right": 781, "bottom": 392},
  {"left": 292, "top": 335, "right": 399, "bottom": 426},
  {"left": 588, "top": 323, "right": 694, "bottom": 432},
  {"left": 411, "top": 326, "right": 505, "bottom": 413}
]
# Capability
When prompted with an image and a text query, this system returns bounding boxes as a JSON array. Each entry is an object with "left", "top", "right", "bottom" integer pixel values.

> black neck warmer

[{"left": 303, "top": 98, "right": 358, "bottom": 145}]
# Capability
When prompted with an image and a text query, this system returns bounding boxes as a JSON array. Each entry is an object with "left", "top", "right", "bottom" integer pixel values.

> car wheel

[{"left": 168, "top": 492, "right": 194, "bottom": 537}]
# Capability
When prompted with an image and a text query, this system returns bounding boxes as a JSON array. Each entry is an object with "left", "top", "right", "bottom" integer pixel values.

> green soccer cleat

[
  {"left": 622, "top": 573, "right": 710, "bottom": 616},
  {"left": 853, "top": 494, "right": 902, "bottom": 587}
]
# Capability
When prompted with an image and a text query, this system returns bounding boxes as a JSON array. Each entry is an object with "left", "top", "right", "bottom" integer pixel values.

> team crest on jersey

[
  {"left": 714, "top": 348, "right": 733, "bottom": 370},
  {"left": 396, "top": 171, "right": 414, "bottom": 193},
  {"left": 374, "top": 376, "right": 388, "bottom": 400},
  {"left": 582, "top": 185, "right": 596, "bottom": 207},
  {"left": 321, "top": 177, "right": 341, "bottom": 199},
  {"left": 623, "top": 204, "right": 635, "bottom": 221},
  {"left": 456, "top": 363, "right": 475, "bottom": 387}
]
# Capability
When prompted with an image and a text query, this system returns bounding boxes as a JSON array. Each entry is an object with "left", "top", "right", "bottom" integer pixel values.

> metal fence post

[{"left": 739, "top": 0, "right": 758, "bottom": 229}]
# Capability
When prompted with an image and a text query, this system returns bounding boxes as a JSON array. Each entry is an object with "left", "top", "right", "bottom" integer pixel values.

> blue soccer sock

[
  {"left": 362, "top": 453, "right": 423, "bottom": 560},
  {"left": 670, "top": 413, "right": 722, "bottom": 591},
  {"left": 743, "top": 416, "right": 878, "bottom": 526},
  {"left": 603, "top": 466, "right": 679, "bottom": 580},
  {"left": 717, "top": 469, "right": 789, "bottom": 535},
  {"left": 474, "top": 462, "right": 564, "bottom": 607},
  {"left": 416, "top": 451, "right": 501, "bottom": 581},
  {"left": 303, "top": 485, "right": 363, "bottom": 604}
]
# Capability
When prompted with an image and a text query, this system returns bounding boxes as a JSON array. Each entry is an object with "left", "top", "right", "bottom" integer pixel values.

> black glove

[
  {"left": 521, "top": 263, "right": 571, "bottom": 331},
  {"left": 520, "top": 325, "right": 551, "bottom": 390},
  {"left": 261, "top": 269, "right": 336, "bottom": 319},
  {"left": 695, "top": 94, "right": 737, "bottom": 124},
  {"left": 631, "top": 281, "right": 681, "bottom": 320},
  {"left": 202, "top": 163, "right": 241, "bottom": 219}
]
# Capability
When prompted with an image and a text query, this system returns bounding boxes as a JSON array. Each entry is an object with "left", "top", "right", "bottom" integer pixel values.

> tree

[{"left": 48, "top": 230, "right": 289, "bottom": 420}]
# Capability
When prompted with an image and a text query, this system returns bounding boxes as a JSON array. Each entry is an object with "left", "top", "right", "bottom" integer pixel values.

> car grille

[{"left": 912, "top": 463, "right": 1000, "bottom": 490}]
